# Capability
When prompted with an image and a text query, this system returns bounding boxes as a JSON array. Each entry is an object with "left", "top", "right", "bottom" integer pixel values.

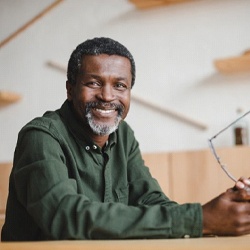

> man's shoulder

[
  {"left": 117, "top": 120, "right": 136, "bottom": 143},
  {"left": 20, "top": 109, "right": 63, "bottom": 136},
  {"left": 118, "top": 120, "right": 134, "bottom": 134}
]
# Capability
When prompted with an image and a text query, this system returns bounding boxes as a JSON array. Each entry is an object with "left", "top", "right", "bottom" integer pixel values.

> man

[{"left": 2, "top": 37, "right": 250, "bottom": 241}]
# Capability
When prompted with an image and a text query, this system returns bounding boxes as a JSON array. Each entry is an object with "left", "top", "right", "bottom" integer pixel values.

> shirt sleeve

[
  {"left": 13, "top": 123, "right": 203, "bottom": 240},
  {"left": 125, "top": 128, "right": 203, "bottom": 238}
]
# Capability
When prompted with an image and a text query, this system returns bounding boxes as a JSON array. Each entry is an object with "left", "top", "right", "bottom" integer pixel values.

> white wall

[{"left": 1, "top": 0, "right": 250, "bottom": 162}]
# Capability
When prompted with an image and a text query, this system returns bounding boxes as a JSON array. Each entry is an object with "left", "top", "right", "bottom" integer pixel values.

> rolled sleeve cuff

[{"left": 171, "top": 203, "right": 203, "bottom": 238}]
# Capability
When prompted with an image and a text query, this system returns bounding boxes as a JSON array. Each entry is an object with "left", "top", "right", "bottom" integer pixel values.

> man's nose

[{"left": 98, "top": 85, "right": 115, "bottom": 102}]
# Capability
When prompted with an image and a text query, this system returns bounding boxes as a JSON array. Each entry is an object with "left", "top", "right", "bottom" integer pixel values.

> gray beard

[
  {"left": 86, "top": 111, "right": 122, "bottom": 136},
  {"left": 84, "top": 101, "right": 124, "bottom": 136}
]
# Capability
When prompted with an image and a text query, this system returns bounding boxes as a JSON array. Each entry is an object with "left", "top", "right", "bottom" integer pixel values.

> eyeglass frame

[{"left": 208, "top": 110, "right": 250, "bottom": 183}]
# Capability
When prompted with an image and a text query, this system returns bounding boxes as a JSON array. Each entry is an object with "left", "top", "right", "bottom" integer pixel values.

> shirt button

[
  {"left": 85, "top": 146, "right": 90, "bottom": 151},
  {"left": 184, "top": 235, "right": 190, "bottom": 239},
  {"left": 93, "top": 145, "right": 97, "bottom": 150}
]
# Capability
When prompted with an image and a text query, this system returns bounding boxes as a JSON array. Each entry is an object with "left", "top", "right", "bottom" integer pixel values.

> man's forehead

[
  {"left": 80, "top": 54, "right": 131, "bottom": 71},
  {"left": 78, "top": 54, "right": 132, "bottom": 82},
  {"left": 81, "top": 54, "right": 130, "bottom": 62}
]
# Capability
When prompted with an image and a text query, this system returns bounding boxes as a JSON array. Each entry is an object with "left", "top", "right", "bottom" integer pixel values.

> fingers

[
  {"left": 228, "top": 177, "right": 250, "bottom": 201},
  {"left": 203, "top": 177, "right": 250, "bottom": 236},
  {"left": 235, "top": 177, "right": 250, "bottom": 191},
  {"left": 202, "top": 193, "right": 250, "bottom": 236}
]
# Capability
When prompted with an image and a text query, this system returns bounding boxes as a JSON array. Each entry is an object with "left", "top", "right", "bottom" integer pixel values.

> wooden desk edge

[{"left": 1, "top": 235, "right": 250, "bottom": 250}]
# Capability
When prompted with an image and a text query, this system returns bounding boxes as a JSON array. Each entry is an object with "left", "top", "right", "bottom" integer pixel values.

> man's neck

[{"left": 91, "top": 133, "right": 109, "bottom": 149}]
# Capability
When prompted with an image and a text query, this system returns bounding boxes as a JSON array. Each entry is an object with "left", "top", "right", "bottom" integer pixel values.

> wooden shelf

[
  {"left": 214, "top": 50, "right": 250, "bottom": 74},
  {"left": 0, "top": 91, "right": 22, "bottom": 107},
  {"left": 129, "top": 0, "right": 194, "bottom": 9}
]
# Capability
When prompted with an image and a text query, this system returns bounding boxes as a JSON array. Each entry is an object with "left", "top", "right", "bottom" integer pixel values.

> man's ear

[{"left": 66, "top": 81, "right": 73, "bottom": 101}]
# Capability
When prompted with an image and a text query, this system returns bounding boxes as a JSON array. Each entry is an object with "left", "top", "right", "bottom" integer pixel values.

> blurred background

[{"left": 1, "top": 0, "right": 250, "bottom": 162}]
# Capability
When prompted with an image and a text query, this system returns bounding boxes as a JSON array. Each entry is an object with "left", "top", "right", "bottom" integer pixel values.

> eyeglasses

[{"left": 208, "top": 110, "right": 250, "bottom": 183}]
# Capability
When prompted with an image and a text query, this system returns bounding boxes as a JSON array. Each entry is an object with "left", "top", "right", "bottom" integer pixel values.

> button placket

[{"left": 103, "top": 153, "right": 112, "bottom": 202}]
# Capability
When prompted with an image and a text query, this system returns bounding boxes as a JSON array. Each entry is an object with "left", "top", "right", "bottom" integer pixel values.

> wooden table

[{"left": 1, "top": 236, "right": 250, "bottom": 250}]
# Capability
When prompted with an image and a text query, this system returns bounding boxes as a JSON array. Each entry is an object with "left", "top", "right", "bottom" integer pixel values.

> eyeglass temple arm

[
  {"left": 208, "top": 139, "right": 237, "bottom": 183},
  {"left": 208, "top": 110, "right": 250, "bottom": 183},
  {"left": 211, "top": 110, "right": 250, "bottom": 140},
  {"left": 220, "top": 164, "right": 237, "bottom": 182}
]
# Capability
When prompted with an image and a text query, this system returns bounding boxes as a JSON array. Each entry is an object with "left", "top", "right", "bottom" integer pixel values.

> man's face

[{"left": 66, "top": 54, "right": 132, "bottom": 136}]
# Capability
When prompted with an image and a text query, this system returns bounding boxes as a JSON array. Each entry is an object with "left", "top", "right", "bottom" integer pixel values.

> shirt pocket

[{"left": 115, "top": 185, "right": 129, "bottom": 205}]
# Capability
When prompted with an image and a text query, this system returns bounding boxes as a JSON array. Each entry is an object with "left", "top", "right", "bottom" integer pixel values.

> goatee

[{"left": 85, "top": 101, "right": 124, "bottom": 136}]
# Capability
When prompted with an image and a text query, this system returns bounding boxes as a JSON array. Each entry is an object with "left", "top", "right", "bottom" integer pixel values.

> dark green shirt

[{"left": 1, "top": 100, "right": 202, "bottom": 241}]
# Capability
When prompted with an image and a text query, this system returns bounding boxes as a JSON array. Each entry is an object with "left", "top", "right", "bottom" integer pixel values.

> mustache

[{"left": 85, "top": 101, "right": 124, "bottom": 116}]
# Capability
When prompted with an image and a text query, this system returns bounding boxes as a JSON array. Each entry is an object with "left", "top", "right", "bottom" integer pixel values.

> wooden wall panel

[
  {"left": 142, "top": 152, "right": 172, "bottom": 198},
  {"left": 169, "top": 148, "right": 225, "bottom": 204},
  {"left": 0, "top": 162, "right": 12, "bottom": 239},
  {"left": 143, "top": 146, "right": 250, "bottom": 205},
  {"left": 0, "top": 163, "right": 12, "bottom": 214},
  {"left": 169, "top": 146, "right": 250, "bottom": 204}
]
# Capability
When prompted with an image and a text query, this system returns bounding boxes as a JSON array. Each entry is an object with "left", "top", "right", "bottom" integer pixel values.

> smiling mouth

[
  {"left": 94, "top": 108, "right": 116, "bottom": 115},
  {"left": 86, "top": 101, "right": 124, "bottom": 118},
  {"left": 95, "top": 108, "right": 116, "bottom": 114}
]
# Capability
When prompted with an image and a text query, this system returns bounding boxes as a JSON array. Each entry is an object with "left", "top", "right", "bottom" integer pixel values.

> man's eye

[
  {"left": 115, "top": 83, "right": 128, "bottom": 91},
  {"left": 83, "top": 82, "right": 101, "bottom": 89}
]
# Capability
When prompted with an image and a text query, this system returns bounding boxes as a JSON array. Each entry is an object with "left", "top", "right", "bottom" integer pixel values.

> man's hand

[{"left": 202, "top": 177, "right": 250, "bottom": 236}]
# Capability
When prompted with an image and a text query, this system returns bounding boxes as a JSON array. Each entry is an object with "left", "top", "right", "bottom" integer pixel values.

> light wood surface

[
  {"left": 0, "top": 91, "right": 21, "bottom": 107},
  {"left": 214, "top": 54, "right": 250, "bottom": 73},
  {"left": 129, "top": 0, "right": 194, "bottom": 9},
  {"left": 1, "top": 235, "right": 250, "bottom": 250},
  {"left": 0, "top": 163, "right": 12, "bottom": 240},
  {"left": 0, "top": 213, "right": 5, "bottom": 240},
  {"left": 0, "top": 163, "right": 12, "bottom": 213},
  {"left": 143, "top": 152, "right": 171, "bottom": 196},
  {"left": 143, "top": 146, "right": 250, "bottom": 204}
]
